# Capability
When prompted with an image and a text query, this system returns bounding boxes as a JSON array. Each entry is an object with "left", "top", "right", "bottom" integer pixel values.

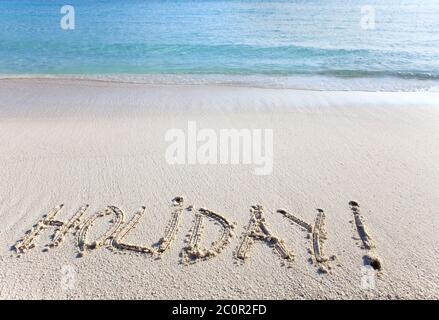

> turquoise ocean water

[{"left": 1, "top": 0, "right": 439, "bottom": 90}]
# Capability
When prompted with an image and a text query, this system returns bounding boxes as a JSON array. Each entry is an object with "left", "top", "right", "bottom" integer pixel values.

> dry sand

[{"left": 0, "top": 78, "right": 439, "bottom": 299}]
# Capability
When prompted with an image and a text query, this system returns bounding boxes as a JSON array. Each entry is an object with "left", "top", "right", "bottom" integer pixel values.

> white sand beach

[{"left": 0, "top": 78, "right": 439, "bottom": 299}]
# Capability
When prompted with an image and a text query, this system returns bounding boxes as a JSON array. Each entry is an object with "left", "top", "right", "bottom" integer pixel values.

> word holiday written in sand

[{"left": 12, "top": 197, "right": 382, "bottom": 273}]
